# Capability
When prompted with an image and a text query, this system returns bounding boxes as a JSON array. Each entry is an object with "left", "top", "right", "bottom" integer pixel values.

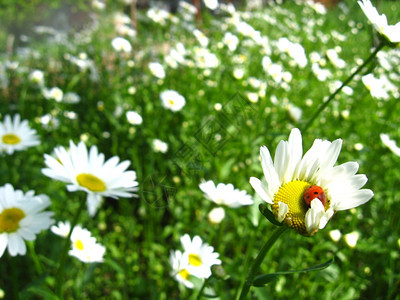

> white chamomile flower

[
  {"left": 152, "top": 139, "right": 168, "bottom": 153},
  {"left": 126, "top": 111, "right": 143, "bottom": 125},
  {"left": 358, "top": 0, "right": 400, "bottom": 44},
  {"left": 51, "top": 220, "right": 71, "bottom": 238},
  {"left": 180, "top": 234, "right": 221, "bottom": 279},
  {"left": 111, "top": 37, "right": 132, "bottom": 53},
  {"left": 170, "top": 249, "right": 195, "bottom": 289},
  {"left": 148, "top": 62, "right": 166, "bottom": 79},
  {"left": 42, "top": 140, "right": 139, "bottom": 217},
  {"left": 0, "top": 184, "right": 54, "bottom": 257},
  {"left": 199, "top": 180, "right": 254, "bottom": 208},
  {"left": 380, "top": 133, "right": 400, "bottom": 156},
  {"left": 208, "top": 207, "right": 225, "bottom": 224},
  {"left": 42, "top": 87, "right": 63, "bottom": 102},
  {"left": 28, "top": 69, "right": 45, "bottom": 86},
  {"left": 344, "top": 231, "right": 359, "bottom": 248},
  {"left": 0, "top": 114, "right": 40, "bottom": 155},
  {"left": 250, "top": 128, "right": 373, "bottom": 236},
  {"left": 69, "top": 226, "right": 105, "bottom": 263},
  {"left": 160, "top": 90, "right": 186, "bottom": 112}
]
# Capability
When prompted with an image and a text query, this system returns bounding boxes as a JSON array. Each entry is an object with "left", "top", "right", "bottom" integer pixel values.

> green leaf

[
  {"left": 258, "top": 204, "right": 282, "bottom": 226},
  {"left": 26, "top": 286, "right": 59, "bottom": 300},
  {"left": 253, "top": 258, "right": 335, "bottom": 286}
]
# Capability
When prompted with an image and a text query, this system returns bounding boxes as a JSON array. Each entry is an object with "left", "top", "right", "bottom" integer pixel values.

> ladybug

[{"left": 304, "top": 185, "right": 326, "bottom": 207}]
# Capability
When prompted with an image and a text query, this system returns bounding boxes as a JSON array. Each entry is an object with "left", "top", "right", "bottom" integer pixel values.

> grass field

[{"left": 0, "top": 0, "right": 399, "bottom": 299}]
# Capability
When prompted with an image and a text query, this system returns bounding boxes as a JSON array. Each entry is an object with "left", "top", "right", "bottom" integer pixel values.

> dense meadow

[{"left": 0, "top": 0, "right": 400, "bottom": 299}]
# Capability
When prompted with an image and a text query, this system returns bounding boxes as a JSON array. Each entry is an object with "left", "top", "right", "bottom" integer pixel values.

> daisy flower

[
  {"left": 160, "top": 90, "right": 186, "bottom": 112},
  {"left": 0, "top": 183, "right": 54, "bottom": 257},
  {"left": 250, "top": 128, "right": 373, "bottom": 236},
  {"left": 51, "top": 220, "right": 71, "bottom": 238},
  {"left": 170, "top": 249, "right": 195, "bottom": 289},
  {"left": 69, "top": 226, "right": 105, "bottom": 263},
  {"left": 358, "top": 0, "right": 400, "bottom": 44},
  {"left": 380, "top": 133, "right": 400, "bottom": 156},
  {"left": 111, "top": 37, "right": 132, "bottom": 53},
  {"left": 148, "top": 62, "right": 166, "bottom": 79},
  {"left": 42, "top": 140, "right": 138, "bottom": 217},
  {"left": 199, "top": 180, "right": 254, "bottom": 208},
  {"left": 126, "top": 111, "right": 143, "bottom": 125},
  {"left": 180, "top": 234, "right": 221, "bottom": 279},
  {"left": 152, "top": 139, "right": 168, "bottom": 153},
  {"left": 0, "top": 114, "right": 40, "bottom": 155}
]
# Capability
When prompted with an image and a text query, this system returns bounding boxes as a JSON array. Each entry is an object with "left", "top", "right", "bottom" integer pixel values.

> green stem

[
  {"left": 28, "top": 241, "right": 43, "bottom": 275},
  {"left": 237, "top": 226, "right": 288, "bottom": 300},
  {"left": 301, "top": 42, "right": 385, "bottom": 133},
  {"left": 56, "top": 194, "right": 87, "bottom": 299},
  {"left": 10, "top": 254, "right": 19, "bottom": 300},
  {"left": 196, "top": 276, "right": 211, "bottom": 300}
]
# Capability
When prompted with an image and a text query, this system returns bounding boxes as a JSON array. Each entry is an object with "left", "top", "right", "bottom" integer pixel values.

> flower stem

[
  {"left": 302, "top": 42, "right": 385, "bottom": 133},
  {"left": 56, "top": 194, "right": 86, "bottom": 299},
  {"left": 10, "top": 254, "right": 19, "bottom": 300},
  {"left": 196, "top": 276, "right": 212, "bottom": 300},
  {"left": 28, "top": 241, "right": 43, "bottom": 275},
  {"left": 237, "top": 226, "right": 288, "bottom": 300}
]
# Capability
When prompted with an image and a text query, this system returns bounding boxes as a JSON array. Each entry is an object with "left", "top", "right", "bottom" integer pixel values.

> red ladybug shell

[{"left": 304, "top": 185, "right": 326, "bottom": 207}]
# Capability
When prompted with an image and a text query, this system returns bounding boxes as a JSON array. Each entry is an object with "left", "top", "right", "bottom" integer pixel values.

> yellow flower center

[
  {"left": 168, "top": 99, "right": 175, "bottom": 106},
  {"left": 74, "top": 239, "right": 84, "bottom": 251},
  {"left": 271, "top": 180, "right": 330, "bottom": 235},
  {"left": 2, "top": 134, "right": 21, "bottom": 145},
  {"left": 76, "top": 173, "right": 106, "bottom": 192},
  {"left": 179, "top": 269, "right": 190, "bottom": 280},
  {"left": 188, "top": 253, "right": 202, "bottom": 267},
  {"left": 0, "top": 207, "right": 25, "bottom": 233}
]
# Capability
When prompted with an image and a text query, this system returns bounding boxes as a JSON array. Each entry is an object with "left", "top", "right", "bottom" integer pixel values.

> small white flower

[
  {"left": 148, "top": 62, "right": 165, "bottom": 79},
  {"left": 160, "top": 90, "right": 186, "bottom": 112},
  {"left": 170, "top": 249, "right": 194, "bottom": 289},
  {"left": 51, "top": 221, "right": 71, "bottom": 238},
  {"left": 63, "top": 92, "right": 81, "bottom": 104},
  {"left": 208, "top": 207, "right": 225, "bottom": 224},
  {"left": 199, "top": 180, "right": 254, "bottom": 208},
  {"left": 126, "top": 111, "right": 143, "bottom": 125},
  {"left": 203, "top": 0, "right": 219, "bottom": 10},
  {"left": 0, "top": 184, "right": 54, "bottom": 257},
  {"left": 362, "top": 74, "right": 390, "bottom": 100},
  {"left": 152, "top": 139, "right": 168, "bottom": 153},
  {"left": 329, "top": 229, "right": 342, "bottom": 242},
  {"left": 344, "top": 231, "right": 360, "bottom": 248},
  {"left": 380, "top": 133, "right": 400, "bottom": 156},
  {"left": 43, "top": 87, "right": 63, "bottom": 102},
  {"left": 111, "top": 37, "right": 132, "bottom": 53},
  {"left": 0, "top": 114, "right": 40, "bottom": 155},
  {"left": 28, "top": 70, "right": 45, "bottom": 86},
  {"left": 358, "top": 0, "right": 400, "bottom": 43},
  {"left": 69, "top": 226, "right": 105, "bottom": 263},
  {"left": 180, "top": 234, "right": 221, "bottom": 279}
]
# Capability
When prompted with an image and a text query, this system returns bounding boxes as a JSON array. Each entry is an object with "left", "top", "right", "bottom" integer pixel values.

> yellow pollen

[
  {"left": 75, "top": 239, "right": 84, "bottom": 251},
  {"left": 76, "top": 173, "right": 106, "bottom": 192},
  {"left": 2, "top": 134, "right": 21, "bottom": 145},
  {"left": 188, "top": 253, "right": 202, "bottom": 267},
  {"left": 272, "top": 181, "right": 330, "bottom": 235},
  {"left": 168, "top": 99, "right": 175, "bottom": 105},
  {"left": 179, "top": 269, "right": 190, "bottom": 280},
  {"left": 0, "top": 207, "right": 25, "bottom": 233}
]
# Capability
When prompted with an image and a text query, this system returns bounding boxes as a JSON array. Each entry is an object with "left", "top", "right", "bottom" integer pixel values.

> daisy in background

[
  {"left": 148, "top": 62, "right": 166, "bottom": 79},
  {"left": 42, "top": 140, "right": 139, "bottom": 217},
  {"left": 51, "top": 221, "right": 105, "bottom": 263},
  {"left": 380, "top": 133, "right": 400, "bottom": 156},
  {"left": 170, "top": 234, "right": 221, "bottom": 288},
  {"left": 152, "top": 139, "right": 168, "bottom": 153},
  {"left": 0, "top": 114, "right": 40, "bottom": 155},
  {"left": 0, "top": 183, "right": 54, "bottom": 257},
  {"left": 199, "top": 180, "right": 254, "bottom": 208},
  {"left": 111, "top": 37, "right": 132, "bottom": 53},
  {"left": 250, "top": 128, "right": 373, "bottom": 236},
  {"left": 160, "top": 90, "right": 186, "bottom": 112},
  {"left": 358, "top": 0, "right": 400, "bottom": 44}
]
